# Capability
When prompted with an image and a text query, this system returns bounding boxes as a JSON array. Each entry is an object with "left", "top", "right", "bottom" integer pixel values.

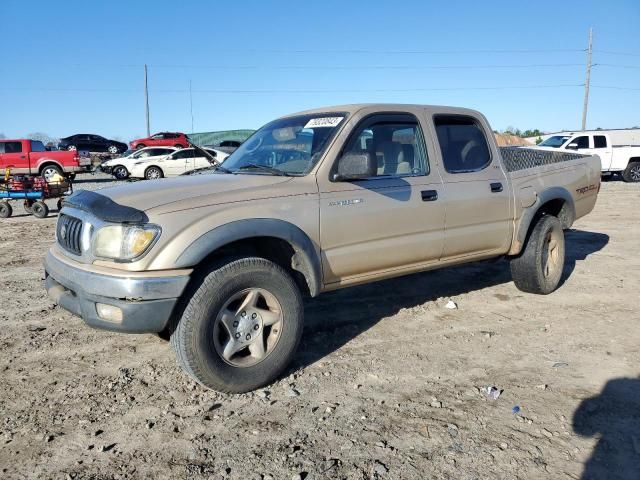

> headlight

[{"left": 93, "top": 224, "right": 160, "bottom": 260}]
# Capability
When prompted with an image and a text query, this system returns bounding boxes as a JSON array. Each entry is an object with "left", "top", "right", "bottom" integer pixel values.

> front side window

[
  {"left": 221, "top": 114, "right": 346, "bottom": 175},
  {"left": 594, "top": 135, "right": 607, "bottom": 148},
  {"left": 2, "top": 141, "right": 23, "bottom": 153},
  {"left": 336, "top": 115, "right": 429, "bottom": 177},
  {"left": 151, "top": 134, "right": 164, "bottom": 140},
  {"left": 568, "top": 136, "right": 589, "bottom": 149},
  {"left": 434, "top": 115, "right": 491, "bottom": 173}
]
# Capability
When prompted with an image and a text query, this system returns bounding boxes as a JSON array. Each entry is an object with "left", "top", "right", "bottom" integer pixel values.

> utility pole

[
  {"left": 581, "top": 28, "right": 593, "bottom": 131},
  {"left": 144, "top": 64, "right": 151, "bottom": 136},
  {"left": 189, "top": 79, "right": 194, "bottom": 133}
]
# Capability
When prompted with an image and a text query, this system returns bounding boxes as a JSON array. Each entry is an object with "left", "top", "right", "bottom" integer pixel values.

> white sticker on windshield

[{"left": 304, "top": 116, "right": 344, "bottom": 129}]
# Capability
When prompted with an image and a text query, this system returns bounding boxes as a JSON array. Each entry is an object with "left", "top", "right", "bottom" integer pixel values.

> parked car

[
  {"left": 129, "top": 132, "right": 189, "bottom": 150},
  {"left": 45, "top": 103, "right": 601, "bottom": 393},
  {"left": 58, "top": 134, "right": 128, "bottom": 155},
  {"left": 129, "top": 147, "right": 228, "bottom": 180},
  {"left": 100, "top": 147, "right": 177, "bottom": 180},
  {"left": 533, "top": 132, "right": 640, "bottom": 182},
  {"left": 0, "top": 139, "right": 91, "bottom": 180}
]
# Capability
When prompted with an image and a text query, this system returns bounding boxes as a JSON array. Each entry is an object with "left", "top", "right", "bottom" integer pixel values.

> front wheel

[
  {"left": 622, "top": 161, "right": 640, "bottom": 182},
  {"left": 144, "top": 166, "right": 163, "bottom": 180},
  {"left": 174, "top": 144, "right": 184, "bottom": 149},
  {"left": 510, "top": 215, "right": 565, "bottom": 294},
  {"left": 107, "top": 145, "right": 119, "bottom": 154},
  {"left": 112, "top": 165, "right": 129, "bottom": 180},
  {"left": 135, "top": 144, "right": 146, "bottom": 150},
  {"left": 170, "top": 257, "right": 304, "bottom": 393}
]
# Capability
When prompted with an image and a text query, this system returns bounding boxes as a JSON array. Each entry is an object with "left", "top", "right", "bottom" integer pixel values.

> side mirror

[
  {"left": 566, "top": 143, "right": 579, "bottom": 150},
  {"left": 333, "top": 152, "right": 376, "bottom": 181}
]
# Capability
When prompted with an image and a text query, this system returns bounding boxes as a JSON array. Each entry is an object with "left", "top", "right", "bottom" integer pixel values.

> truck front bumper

[{"left": 44, "top": 250, "right": 191, "bottom": 333}]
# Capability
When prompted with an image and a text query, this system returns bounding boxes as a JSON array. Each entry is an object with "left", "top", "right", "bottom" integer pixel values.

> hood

[{"left": 91, "top": 173, "right": 296, "bottom": 213}]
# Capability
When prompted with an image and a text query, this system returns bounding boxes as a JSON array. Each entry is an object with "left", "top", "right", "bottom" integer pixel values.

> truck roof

[{"left": 284, "top": 103, "right": 484, "bottom": 119}]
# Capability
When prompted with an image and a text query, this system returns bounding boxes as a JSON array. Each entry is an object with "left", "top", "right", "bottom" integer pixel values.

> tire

[
  {"left": 40, "top": 164, "right": 63, "bottom": 181},
  {"left": 57, "top": 198, "right": 64, "bottom": 211},
  {"left": 174, "top": 144, "right": 184, "bottom": 149},
  {"left": 112, "top": 165, "right": 129, "bottom": 180},
  {"left": 170, "top": 257, "right": 304, "bottom": 393},
  {"left": 67, "top": 145, "right": 77, "bottom": 151},
  {"left": 107, "top": 145, "right": 119, "bottom": 154},
  {"left": 622, "top": 161, "right": 640, "bottom": 182},
  {"left": 510, "top": 215, "right": 565, "bottom": 294},
  {"left": 135, "top": 144, "right": 146, "bottom": 150},
  {"left": 31, "top": 201, "right": 49, "bottom": 219},
  {"left": 144, "top": 166, "right": 163, "bottom": 180},
  {"left": 0, "top": 202, "right": 12, "bottom": 218}
]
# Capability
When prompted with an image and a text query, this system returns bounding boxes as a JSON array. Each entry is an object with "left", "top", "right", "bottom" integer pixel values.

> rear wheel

[
  {"left": 174, "top": 144, "right": 185, "bottom": 149},
  {"left": 0, "top": 202, "right": 12, "bottom": 218},
  {"left": 31, "top": 201, "right": 49, "bottom": 219},
  {"left": 622, "top": 161, "right": 640, "bottom": 182},
  {"left": 112, "top": 165, "right": 129, "bottom": 180},
  {"left": 67, "top": 145, "right": 77, "bottom": 151},
  {"left": 170, "top": 257, "right": 304, "bottom": 393},
  {"left": 510, "top": 215, "right": 565, "bottom": 294},
  {"left": 41, "top": 164, "right": 63, "bottom": 181},
  {"left": 144, "top": 166, "right": 163, "bottom": 180}
]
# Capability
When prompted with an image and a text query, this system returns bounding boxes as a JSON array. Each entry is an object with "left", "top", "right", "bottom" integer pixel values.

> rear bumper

[{"left": 44, "top": 249, "right": 190, "bottom": 333}]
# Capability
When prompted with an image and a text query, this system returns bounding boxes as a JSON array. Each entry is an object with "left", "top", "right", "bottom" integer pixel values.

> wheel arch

[
  {"left": 510, "top": 187, "right": 575, "bottom": 256},
  {"left": 175, "top": 219, "right": 322, "bottom": 297},
  {"left": 37, "top": 160, "right": 64, "bottom": 175}
]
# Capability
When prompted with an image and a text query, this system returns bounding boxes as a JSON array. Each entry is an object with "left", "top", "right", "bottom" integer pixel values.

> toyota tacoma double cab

[
  {"left": 0, "top": 139, "right": 91, "bottom": 180},
  {"left": 44, "top": 104, "right": 601, "bottom": 393}
]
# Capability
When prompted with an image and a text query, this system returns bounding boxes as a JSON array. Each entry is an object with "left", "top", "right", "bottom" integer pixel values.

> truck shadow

[
  {"left": 292, "top": 229, "right": 609, "bottom": 370},
  {"left": 573, "top": 377, "right": 640, "bottom": 479}
]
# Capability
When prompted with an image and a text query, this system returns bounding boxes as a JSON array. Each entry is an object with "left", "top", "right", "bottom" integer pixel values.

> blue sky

[{"left": 1, "top": 0, "right": 638, "bottom": 141}]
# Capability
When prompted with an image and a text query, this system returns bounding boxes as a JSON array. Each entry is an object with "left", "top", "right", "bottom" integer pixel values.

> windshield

[
  {"left": 219, "top": 113, "right": 346, "bottom": 175},
  {"left": 539, "top": 135, "right": 571, "bottom": 148}
]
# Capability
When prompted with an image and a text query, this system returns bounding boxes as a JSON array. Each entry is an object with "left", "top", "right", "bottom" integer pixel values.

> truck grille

[{"left": 57, "top": 214, "right": 83, "bottom": 255}]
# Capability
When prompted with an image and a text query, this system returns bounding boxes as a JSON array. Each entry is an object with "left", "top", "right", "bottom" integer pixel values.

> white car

[
  {"left": 100, "top": 147, "right": 178, "bottom": 180},
  {"left": 532, "top": 132, "right": 640, "bottom": 182},
  {"left": 129, "top": 148, "right": 229, "bottom": 180}
]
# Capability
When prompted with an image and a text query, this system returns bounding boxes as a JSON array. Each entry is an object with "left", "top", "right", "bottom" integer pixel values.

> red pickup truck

[{"left": 0, "top": 139, "right": 91, "bottom": 180}]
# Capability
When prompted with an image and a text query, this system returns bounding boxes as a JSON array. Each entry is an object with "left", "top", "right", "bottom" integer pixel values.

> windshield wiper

[{"left": 235, "top": 163, "right": 291, "bottom": 176}]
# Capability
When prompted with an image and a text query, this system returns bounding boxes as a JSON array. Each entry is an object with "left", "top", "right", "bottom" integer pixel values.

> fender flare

[
  {"left": 36, "top": 158, "right": 64, "bottom": 174},
  {"left": 512, "top": 187, "right": 576, "bottom": 255},
  {"left": 175, "top": 218, "right": 322, "bottom": 296}
]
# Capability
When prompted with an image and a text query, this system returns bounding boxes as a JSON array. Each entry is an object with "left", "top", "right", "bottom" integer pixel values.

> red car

[
  {"left": 0, "top": 139, "right": 91, "bottom": 180},
  {"left": 129, "top": 132, "right": 189, "bottom": 150}
]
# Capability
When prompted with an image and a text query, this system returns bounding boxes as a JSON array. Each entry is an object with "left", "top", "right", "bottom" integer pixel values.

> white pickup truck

[{"left": 535, "top": 132, "right": 640, "bottom": 182}]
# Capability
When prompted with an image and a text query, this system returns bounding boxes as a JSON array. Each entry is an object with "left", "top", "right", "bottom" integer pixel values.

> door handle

[
  {"left": 490, "top": 182, "right": 503, "bottom": 193},
  {"left": 20, "top": 155, "right": 26, "bottom": 159},
  {"left": 421, "top": 190, "right": 438, "bottom": 202}
]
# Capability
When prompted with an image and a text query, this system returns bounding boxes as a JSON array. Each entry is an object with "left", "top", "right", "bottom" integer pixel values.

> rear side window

[
  {"left": 434, "top": 115, "right": 491, "bottom": 173},
  {"left": 31, "top": 141, "right": 46, "bottom": 152},
  {"left": 594, "top": 135, "right": 607, "bottom": 148},
  {"left": 1, "top": 141, "right": 23, "bottom": 154}
]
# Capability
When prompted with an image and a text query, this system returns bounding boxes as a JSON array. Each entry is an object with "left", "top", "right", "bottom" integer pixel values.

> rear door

[
  {"left": 0, "top": 140, "right": 31, "bottom": 173},
  {"left": 433, "top": 114, "right": 512, "bottom": 258},
  {"left": 162, "top": 149, "right": 193, "bottom": 176},
  {"left": 582, "top": 135, "right": 613, "bottom": 170},
  {"left": 319, "top": 112, "right": 446, "bottom": 283}
]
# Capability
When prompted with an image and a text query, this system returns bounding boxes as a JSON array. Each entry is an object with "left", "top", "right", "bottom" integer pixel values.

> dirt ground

[{"left": 1, "top": 174, "right": 638, "bottom": 480}]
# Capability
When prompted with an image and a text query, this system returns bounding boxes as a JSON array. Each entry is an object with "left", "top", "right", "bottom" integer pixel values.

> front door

[
  {"left": 0, "top": 140, "right": 30, "bottom": 174},
  {"left": 319, "top": 113, "right": 446, "bottom": 284},
  {"left": 433, "top": 114, "right": 512, "bottom": 258}
]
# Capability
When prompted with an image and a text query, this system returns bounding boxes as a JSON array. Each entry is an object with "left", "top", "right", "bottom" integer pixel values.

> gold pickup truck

[{"left": 44, "top": 104, "right": 601, "bottom": 392}]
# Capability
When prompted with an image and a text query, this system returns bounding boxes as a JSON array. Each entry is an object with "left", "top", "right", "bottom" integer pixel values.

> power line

[
  {"left": 596, "top": 63, "right": 640, "bottom": 69},
  {"left": 145, "top": 63, "right": 585, "bottom": 70},
  {"left": 594, "top": 49, "right": 640, "bottom": 57},
  {"left": 592, "top": 85, "right": 640, "bottom": 91},
  {"left": 3, "top": 84, "right": 585, "bottom": 94}
]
